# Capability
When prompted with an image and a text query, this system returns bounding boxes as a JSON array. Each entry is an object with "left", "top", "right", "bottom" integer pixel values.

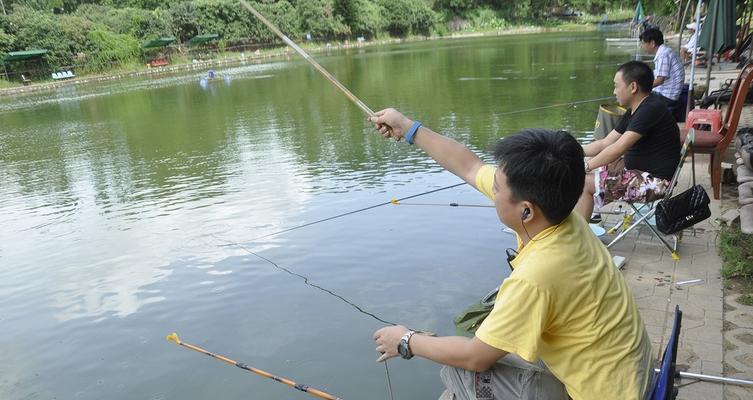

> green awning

[
  {"left": 698, "top": 0, "right": 736, "bottom": 55},
  {"left": 2, "top": 49, "right": 49, "bottom": 63},
  {"left": 142, "top": 37, "right": 176, "bottom": 49},
  {"left": 188, "top": 34, "right": 220, "bottom": 47}
]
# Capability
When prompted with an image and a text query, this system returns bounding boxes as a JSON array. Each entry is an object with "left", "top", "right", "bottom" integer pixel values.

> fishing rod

[
  {"left": 239, "top": 0, "right": 374, "bottom": 118},
  {"left": 390, "top": 199, "right": 494, "bottom": 208},
  {"left": 167, "top": 332, "right": 344, "bottom": 400}
]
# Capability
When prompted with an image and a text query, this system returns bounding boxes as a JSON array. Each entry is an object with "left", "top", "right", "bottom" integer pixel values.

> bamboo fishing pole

[
  {"left": 239, "top": 0, "right": 375, "bottom": 118},
  {"left": 167, "top": 333, "right": 343, "bottom": 400}
]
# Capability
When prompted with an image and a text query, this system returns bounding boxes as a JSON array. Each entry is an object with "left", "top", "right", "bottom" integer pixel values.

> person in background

[
  {"left": 576, "top": 61, "right": 681, "bottom": 223},
  {"left": 639, "top": 28, "right": 685, "bottom": 113},
  {"left": 681, "top": 22, "right": 701, "bottom": 63}
]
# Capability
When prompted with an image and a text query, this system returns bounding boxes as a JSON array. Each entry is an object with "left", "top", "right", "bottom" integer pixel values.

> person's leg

[
  {"left": 439, "top": 354, "right": 568, "bottom": 400},
  {"left": 575, "top": 173, "right": 595, "bottom": 221}
]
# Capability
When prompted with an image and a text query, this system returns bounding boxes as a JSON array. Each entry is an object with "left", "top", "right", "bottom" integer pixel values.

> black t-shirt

[{"left": 615, "top": 94, "right": 681, "bottom": 180}]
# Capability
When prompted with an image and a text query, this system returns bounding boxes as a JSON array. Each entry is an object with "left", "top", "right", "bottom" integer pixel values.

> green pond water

[{"left": 0, "top": 32, "right": 636, "bottom": 399}]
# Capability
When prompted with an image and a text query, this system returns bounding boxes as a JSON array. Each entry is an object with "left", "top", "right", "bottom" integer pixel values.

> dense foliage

[{"left": 0, "top": 0, "right": 678, "bottom": 74}]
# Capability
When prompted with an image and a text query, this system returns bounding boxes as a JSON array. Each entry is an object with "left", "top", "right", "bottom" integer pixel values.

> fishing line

[
  {"left": 497, "top": 96, "right": 614, "bottom": 117},
  {"left": 248, "top": 182, "right": 466, "bottom": 242},
  {"left": 390, "top": 199, "right": 494, "bottom": 208},
  {"left": 214, "top": 235, "right": 397, "bottom": 326}
]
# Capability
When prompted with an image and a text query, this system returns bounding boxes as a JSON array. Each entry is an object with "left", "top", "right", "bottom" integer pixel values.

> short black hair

[
  {"left": 639, "top": 28, "right": 664, "bottom": 46},
  {"left": 616, "top": 61, "right": 654, "bottom": 94},
  {"left": 492, "top": 129, "right": 584, "bottom": 224}
]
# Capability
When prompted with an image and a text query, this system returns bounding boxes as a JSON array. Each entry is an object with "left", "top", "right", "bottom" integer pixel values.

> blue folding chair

[{"left": 649, "top": 305, "right": 682, "bottom": 400}]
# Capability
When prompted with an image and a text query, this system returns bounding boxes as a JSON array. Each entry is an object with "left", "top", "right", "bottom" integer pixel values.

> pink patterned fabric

[{"left": 595, "top": 159, "right": 670, "bottom": 209}]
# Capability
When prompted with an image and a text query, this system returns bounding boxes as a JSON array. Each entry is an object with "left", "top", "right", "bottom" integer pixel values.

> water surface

[{"left": 0, "top": 32, "right": 632, "bottom": 399}]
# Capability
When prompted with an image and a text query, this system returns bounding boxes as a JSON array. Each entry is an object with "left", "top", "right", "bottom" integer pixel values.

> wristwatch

[{"left": 397, "top": 330, "right": 416, "bottom": 359}]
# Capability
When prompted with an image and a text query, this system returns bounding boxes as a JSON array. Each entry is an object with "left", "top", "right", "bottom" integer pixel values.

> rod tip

[{"left": 166, "top": 332, "right": 181, "bottom": 344}]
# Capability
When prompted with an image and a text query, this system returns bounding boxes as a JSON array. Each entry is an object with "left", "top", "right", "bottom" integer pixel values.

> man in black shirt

[{"left": 575, "top": 61, "right": 681, "bottom": 221}]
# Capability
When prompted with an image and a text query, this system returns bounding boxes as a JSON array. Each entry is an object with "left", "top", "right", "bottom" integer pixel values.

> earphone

[{"left": 520, "top": 206, "right": 562, "bottom": 242}]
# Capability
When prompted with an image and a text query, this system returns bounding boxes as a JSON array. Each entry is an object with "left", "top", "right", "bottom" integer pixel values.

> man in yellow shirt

[{"left": 370, "top": 109, "right": 653, "bottom": 399}]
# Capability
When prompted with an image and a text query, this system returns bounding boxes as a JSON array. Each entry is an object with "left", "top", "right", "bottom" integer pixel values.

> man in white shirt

[{"left": 639, "top": 28, "right": 685, "bottom": 116}]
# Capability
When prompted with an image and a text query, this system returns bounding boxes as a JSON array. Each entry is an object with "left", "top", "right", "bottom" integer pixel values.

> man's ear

[
  {"left": 630, "top": 81, "right": 639, "bottom": 95},
  {"left": 520, "top": 201, "right": 535, "bottom": 222}
]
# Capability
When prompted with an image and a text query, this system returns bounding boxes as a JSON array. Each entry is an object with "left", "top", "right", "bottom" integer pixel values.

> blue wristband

[{"left": 405, "top": 121, "right": 422, "bottom": 145}]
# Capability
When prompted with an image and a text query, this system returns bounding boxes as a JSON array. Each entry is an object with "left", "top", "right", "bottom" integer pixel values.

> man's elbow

[
  {"left": 461, "top": 351, "right": 505, "bottom": 372},
  {"left": 465, "top": 358, "right": 497, "bottom": 372}
]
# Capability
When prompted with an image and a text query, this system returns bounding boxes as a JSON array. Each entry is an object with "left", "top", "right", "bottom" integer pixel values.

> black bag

[{"left": 655, "top": 184, "right": 711, "bottom": 235}]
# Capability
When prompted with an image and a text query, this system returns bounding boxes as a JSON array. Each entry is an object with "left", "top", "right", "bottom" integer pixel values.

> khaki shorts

[{"left": 439, "top": 354, "right": 568, "bottom": 400}]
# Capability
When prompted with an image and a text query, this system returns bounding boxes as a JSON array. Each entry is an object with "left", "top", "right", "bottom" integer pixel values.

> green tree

[
  {"left": 378, "top": 0, "right": 436, "bottom": 36},
  {"left": 168, "top": 1, "right": 199, "bottom": 43},
  {"left": 85, "top": 28, "right": 140, "bottom": 71},
  {"left": 298, "top": 0, "right": 348, "bottom": 39}
]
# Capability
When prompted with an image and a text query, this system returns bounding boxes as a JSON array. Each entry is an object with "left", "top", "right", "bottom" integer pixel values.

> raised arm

[{"left": 370, "top": 108, "right": 485, "bottom": 189}]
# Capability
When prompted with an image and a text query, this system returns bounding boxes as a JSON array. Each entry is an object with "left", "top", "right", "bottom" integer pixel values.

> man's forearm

[
  {"left": 653, "top": 76, "right": 666, "bottom": 88},
  {"left": 413, "top": 126, "right": 485, "bottom": 184},
  {"left": 410, "top": 334, "right": 505, "bottom": 372},
  {"left": 588, "top": 144, "right": 623, "bottom": 170},
  {"left": 582, "top": 139, "right": 606, "bottom": 157}
]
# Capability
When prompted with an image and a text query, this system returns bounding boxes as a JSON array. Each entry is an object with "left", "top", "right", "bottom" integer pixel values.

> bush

[
  {"left": 5, "top": 7, "right": 94, "bottom": 68},
  {"left": 351, "top": 0, "right": 384, "bottom": 38},
  {"left": 169, "top": 1, "right": 200, "bottom": 43},
  {"left": 0, "top": 30, "right": 14, "bottom": 59},
  {"left": 74, "top": 4, "right": 172, "bottom": 40},
  {"left": 378, "top": 0, "right": 436, "bottom": 36},
  {"left": 470, "top": 7, "right": 506, "bottom": 30},
  {"left": 84, "top": 28, "right": 140, "bottom": 72},
  {"left": 297, "top": 0, "right": 349, "bottom": 40}
]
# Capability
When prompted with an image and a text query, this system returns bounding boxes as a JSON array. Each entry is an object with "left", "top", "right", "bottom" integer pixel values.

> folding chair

[
  {"left": 605, "top": 129, "right": 696, "bottom": 260},
  {"left": 648, "top": 305, "right": 682, "bottom": 400}
]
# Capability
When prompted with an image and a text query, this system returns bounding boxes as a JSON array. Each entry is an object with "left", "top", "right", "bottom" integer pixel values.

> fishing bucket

[{"left": 594, "top": 104, "right": 626, "bottom": 139}]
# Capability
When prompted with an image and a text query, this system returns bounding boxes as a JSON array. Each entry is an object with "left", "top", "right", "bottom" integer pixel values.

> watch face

[{"left": 397, "top": 341, "right": 409, "bottom": 358}]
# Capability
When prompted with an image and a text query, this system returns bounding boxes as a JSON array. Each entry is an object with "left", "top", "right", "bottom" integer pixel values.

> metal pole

[
  {"left": 677, "top": 0, "right": 691, "bottom": 49},
  {"left": 687, "top": 0, "right": 704, "bottom": 115},
  {"left": 703, "top": 0, "right": 720, "bottom": 97},
  {"left": 656, "top": 368, "right": 753, "bottom": 386}
]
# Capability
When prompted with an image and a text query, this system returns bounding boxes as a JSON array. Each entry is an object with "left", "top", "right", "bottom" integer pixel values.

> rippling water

[{"left": 0, "top": 32, "right": 633, "bottom": 399}]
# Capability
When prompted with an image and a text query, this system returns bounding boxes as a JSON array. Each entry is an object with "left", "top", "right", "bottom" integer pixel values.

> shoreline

[{"left": 0, "top": 24, "right": 602, "bottom": 98}]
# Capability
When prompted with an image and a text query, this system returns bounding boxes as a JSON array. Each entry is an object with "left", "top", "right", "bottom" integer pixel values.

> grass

[
  {"left": 739, "top": 294, "right": 753, "bottom": 306},
  {"left": 0, "top": 79, "right": 21, "bottom": 89},
  {"left": 719, "top": 219, "right": 753, "bottom": 305}
]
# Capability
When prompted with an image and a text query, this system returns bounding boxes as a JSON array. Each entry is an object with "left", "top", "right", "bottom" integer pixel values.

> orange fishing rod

[{"left": 167, "top": 333, "right": 343, "bottom": 400}]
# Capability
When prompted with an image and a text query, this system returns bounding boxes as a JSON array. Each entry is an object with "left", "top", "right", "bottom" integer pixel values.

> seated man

[
  {"left": 680, "top": 22, "right": 701, "bottom": 63},
  {"left": 370, "top": 109, "right": 654, "bottom": 399},
  {"left": 575, "top": 61, "right": 681, "bottom": 222},
  {"left": 639, "top": 28, "right": 685, "bottom": 112}
]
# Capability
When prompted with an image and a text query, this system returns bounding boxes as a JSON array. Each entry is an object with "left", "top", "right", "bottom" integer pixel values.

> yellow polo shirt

[{"left": 474, "top": 165, "right": 653, "bottom": 400}]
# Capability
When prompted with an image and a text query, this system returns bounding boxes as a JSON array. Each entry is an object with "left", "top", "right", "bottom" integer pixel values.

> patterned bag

[{"left": 655, "top": 184, "right": 711, "bottom": 235}]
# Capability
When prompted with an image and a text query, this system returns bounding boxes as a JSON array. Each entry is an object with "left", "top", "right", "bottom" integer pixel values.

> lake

[{"left": 0, "top": 31, "right": 634, "bottom": 399}]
